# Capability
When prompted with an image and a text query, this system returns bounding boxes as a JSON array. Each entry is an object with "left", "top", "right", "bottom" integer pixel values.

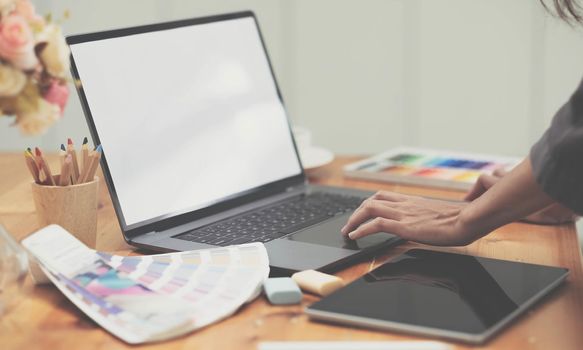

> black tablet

[{"left": 306, "top": 249, "right": 568, "bottom": 344}]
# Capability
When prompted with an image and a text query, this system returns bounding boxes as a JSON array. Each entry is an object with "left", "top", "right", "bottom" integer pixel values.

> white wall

[
  {"left": 287, "top": 0, "right": 583, "bottom": 156},
  {"left": 2, "top": 0, "right": 583, "bottom": 159}
]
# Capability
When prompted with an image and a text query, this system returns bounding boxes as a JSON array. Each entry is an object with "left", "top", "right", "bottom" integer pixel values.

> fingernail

[
  {"left": 348, "top": 232, "right": 356, "bottom": 240},
  {"left": 340, "top": 226, "right": 347, "bottom": 234}
]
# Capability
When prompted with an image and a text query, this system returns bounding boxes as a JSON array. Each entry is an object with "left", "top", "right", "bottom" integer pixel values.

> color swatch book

[
  {"left": 21, "top": 225, "right": 269, "bottom": 344},
  {"left": 343, "top": 147, "right": 521, "bottom": 191}
]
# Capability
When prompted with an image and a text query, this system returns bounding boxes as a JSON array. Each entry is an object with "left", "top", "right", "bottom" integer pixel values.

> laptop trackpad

[{"left": 287, "top": 213, "right": 397, "bottom": 251}]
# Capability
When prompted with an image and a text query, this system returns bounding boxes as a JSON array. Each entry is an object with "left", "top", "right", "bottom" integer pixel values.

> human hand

[
  {"left": 465, "top": 168, "right": 578, "bottom": 224},
  {"left": 340, "top": 191, "right": 477, "bottom": 246},
  {"left": 464, "top": 168, "right": 508, "bottom": 201}
]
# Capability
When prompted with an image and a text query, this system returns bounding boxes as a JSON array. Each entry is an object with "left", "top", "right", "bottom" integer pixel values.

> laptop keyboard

[{"left": 174, "top": 192, "right": 365, "bottom": 246}]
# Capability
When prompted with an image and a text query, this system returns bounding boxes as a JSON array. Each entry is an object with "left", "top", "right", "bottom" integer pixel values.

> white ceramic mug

[{"left": 292, "top": 126, "right": 312, "bottom": 150}]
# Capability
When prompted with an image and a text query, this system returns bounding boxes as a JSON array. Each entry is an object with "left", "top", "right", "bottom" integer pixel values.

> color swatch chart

[
  {"left": 377, "top": 152, "right": 507, "bottom": 183},
  {"left": 23, "top": 225, "right": 269, "bottom": 344},
  {"left": 344, "top": 147, "right": 521, "bottom": 190},
  {"left": 98, "top": 244, "right": 269, "bottom": 327}
]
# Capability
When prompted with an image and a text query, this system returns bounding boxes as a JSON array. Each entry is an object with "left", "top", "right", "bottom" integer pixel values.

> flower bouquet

[{"left": 0, "top": 0, "right": 70, "bottom": 135}]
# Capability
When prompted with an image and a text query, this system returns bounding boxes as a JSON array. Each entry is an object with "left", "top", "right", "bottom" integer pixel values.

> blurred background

[
  {"left": 2, "top": 0, "right": 582, "bottom": 234},
  {"left": 2, "top": 0, "right": 583, "bottom": 156}
]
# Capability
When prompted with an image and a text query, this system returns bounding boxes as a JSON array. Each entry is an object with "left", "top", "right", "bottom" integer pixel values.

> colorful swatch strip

[
  {"left": 377, "top": 152, "right": 509, "bottom": 183},
  {"left": 23, "top": 225, "right": 269, "bottom": 344},
  {"left": 345, "top": 148, "right": 521, "bottom": 190}
]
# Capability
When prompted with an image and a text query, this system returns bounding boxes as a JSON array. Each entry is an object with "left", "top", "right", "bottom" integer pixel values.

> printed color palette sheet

[
  {"left": 344, "top": 147, "right": 521, "bottom": 191},
  {"left": 22, "top": 225, "right": 270, "bottom": 344}
]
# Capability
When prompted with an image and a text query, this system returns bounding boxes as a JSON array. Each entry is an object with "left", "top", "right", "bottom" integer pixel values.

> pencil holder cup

[{"left": 30, "top": 176, "right": 99, "bottom": 249}]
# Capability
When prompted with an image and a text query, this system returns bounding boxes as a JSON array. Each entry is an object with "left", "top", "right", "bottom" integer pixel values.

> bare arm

[
  {"left": 456, "top": 157, "right": 555, "bottom": 241},
  {"left": 341, "top": 157, "right": 556, "bottom": 246},
  {"left": 465, "top": 163, "right": 577, "bottom": 225}
]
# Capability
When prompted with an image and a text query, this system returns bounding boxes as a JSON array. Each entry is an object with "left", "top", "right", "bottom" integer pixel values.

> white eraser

[
  {"left": 263, "top": 277, "right": 302, "bottom": 305},
  {"left": 291, "top": 269, "right": 344, "bottom": 296}
]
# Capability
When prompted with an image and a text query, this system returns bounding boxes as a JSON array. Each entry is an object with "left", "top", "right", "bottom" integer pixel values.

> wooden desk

[{"left": 1, "top": 153, "right": 582, "bottom": 350}]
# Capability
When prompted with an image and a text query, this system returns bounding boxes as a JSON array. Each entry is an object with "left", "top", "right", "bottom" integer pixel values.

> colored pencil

[
  {"left": 35, "top": 147, "right": 55, "bottom": 186},
  {"left": 59, "top": 144, "right": 67, "bottom": 167},
  {"left": 67, "top": 138, "right": 80, "bottom": 184},
  {"left": 79, "top": 145, "right": 102, "bottom": 183},
  {"left": 59, "top": 154, "right": 72, "bottom": 186},
  {"left": 85, "top": 145, "right": 102, "bottom": 183},
  {"left": 82, "top": 137, "right": 89, "bottom": 173},
  {"left": 24, "top": 150, "right": 40, "bottom": 183}
]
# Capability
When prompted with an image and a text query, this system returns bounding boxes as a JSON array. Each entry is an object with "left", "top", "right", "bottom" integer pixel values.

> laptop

[{"left": 67, "top": 11, "right": 401, "bottom": 273}]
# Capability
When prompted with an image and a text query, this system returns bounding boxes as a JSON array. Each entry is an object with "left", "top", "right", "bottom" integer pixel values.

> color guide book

[
  {"left": 21, "top": 225, "right": 269, "bottom": 344},
  {"left": 343, "top": 147, "right": 521, "bottom": 191}
]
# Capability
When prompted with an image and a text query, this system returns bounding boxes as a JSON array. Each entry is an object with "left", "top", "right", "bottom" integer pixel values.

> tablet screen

[{"left": 307, "top": 249, "right": 568, "bottom": 343}]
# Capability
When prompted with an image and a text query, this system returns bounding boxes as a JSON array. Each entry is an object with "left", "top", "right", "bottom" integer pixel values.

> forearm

[{"left": 459, "top": 157, "right": 554, "bottom": 241}]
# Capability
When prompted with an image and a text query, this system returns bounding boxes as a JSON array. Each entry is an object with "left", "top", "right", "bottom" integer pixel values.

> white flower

[
  {"left": 0, "top": 63, "right": 26, "bottom": 97},
  {"left": 38, "top": 24, "right": 70, "bottom": 78},
  {"left": 17, "top": 98, "right": 60, "bottom": 135},
  {"left": 0, "top": 0, "right": 17, "bottom": 14}
]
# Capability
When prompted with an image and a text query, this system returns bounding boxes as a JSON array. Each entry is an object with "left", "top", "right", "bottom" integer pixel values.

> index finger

[
  {"left": 341, "top": 199, "right": 400, "bottom": 236},
  {"left": 351, "top": 191, "right": 406, "bottom": 218},
  {"left": 492, "top": 166, "right": 509, "bottom": 177},
  {"left": 464, "top": 173, "right": 499, "bottom": 201},
  {"left": 372, "top": 190, "right": 407, "bottom": 202}
]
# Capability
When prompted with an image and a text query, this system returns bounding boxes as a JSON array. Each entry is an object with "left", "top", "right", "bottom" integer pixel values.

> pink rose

[
  {"left": 0, "top": 14, "right": 39, "bottom": 70},
  {"left": 43, "top": 80, "right": 69, "bottom": 115}
]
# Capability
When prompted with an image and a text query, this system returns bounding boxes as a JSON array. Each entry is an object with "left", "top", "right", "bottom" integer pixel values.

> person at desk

[{"left": 341, "top": 0, "right": 583, "bottom": 246}]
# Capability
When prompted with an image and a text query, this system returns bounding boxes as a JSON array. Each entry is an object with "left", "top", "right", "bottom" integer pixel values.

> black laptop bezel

[{"left": 67, "top": 11, "right": 307, "bottom": 239}]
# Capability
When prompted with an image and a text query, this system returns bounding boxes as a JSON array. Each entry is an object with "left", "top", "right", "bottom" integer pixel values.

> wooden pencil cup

[{"left": 31, "top": 176, "right": 99, "bottom": 248}]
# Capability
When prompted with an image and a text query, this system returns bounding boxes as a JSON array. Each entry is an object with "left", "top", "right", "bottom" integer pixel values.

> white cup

[{"left": 292, "top": 126, "right": 312, "bottom": 150}]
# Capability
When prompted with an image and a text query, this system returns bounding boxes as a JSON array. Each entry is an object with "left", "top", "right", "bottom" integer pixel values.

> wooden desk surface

[{"left": 1, "top": 153, "right": 582, "bottom": 350}]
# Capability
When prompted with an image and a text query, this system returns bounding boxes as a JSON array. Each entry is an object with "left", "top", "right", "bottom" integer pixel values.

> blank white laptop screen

[{"left": 70, "top": 17, "right": 302, "bottom": 227}]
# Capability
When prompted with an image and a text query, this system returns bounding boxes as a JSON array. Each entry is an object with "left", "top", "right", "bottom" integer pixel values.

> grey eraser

[{"left": 263, "top": 277, "right": 303, "bottom": 305}]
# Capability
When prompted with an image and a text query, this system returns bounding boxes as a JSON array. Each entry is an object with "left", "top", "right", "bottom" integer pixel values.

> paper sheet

[{"left": 22, "top": 225, "right": 270, "bottom": 344}]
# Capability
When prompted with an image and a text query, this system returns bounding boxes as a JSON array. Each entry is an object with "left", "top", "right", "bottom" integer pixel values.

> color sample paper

[
  {"left": 344, "top": 147, "right": 521, "bottom": 191},
  {"left": 381, "top": 153, "right": 504, "bottom": 183},
  {"left": 22, "top": 225, "right": 270, "bottom": 344}
]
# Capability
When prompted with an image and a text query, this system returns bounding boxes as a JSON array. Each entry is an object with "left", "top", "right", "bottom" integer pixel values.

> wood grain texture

[
  {"left": 30, "top": 176, "right": 99, "bottom": 248},
  {"left": 1, "top": 153, "right": 582, "bottom": 350}
]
